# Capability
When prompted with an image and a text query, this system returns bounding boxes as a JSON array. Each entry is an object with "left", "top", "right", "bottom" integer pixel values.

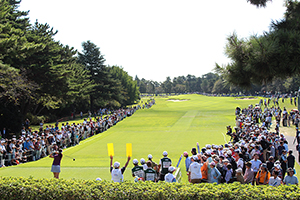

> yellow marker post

[
  {"left": 107, "top": 143, "right": 114, "bottom": 156},
  {"left": 126, "top": 143, "right": 132, "bottom": 157}
]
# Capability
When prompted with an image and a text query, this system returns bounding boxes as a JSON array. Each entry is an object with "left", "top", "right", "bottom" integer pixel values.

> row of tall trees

[
  {"left": 136, "top": 73, "right": 300, "bottom": 95},
  {"left": 0, "top": 0, "right": 139, "bottom": 134}
]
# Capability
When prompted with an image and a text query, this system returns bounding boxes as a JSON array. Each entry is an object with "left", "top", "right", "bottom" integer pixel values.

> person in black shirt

[{"left": 287, "top": 150, "right": 295, "bottom": 169}]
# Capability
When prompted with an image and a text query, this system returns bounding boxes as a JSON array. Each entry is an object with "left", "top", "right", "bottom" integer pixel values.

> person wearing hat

[
  {"left": 235, "top": 168, "right": 245, "bottom": 184},
  {"left": 49, "top": 148, "right": 63, "bottom": 179},
  {"left": 157, "top": 151, "right": 172, "bottom": 181},
  {"left": 255, "top": 163, "right": 270, "bottom": 185},
  {"left": 269, "top": 170, "right": 282, "bottom": 186},
  {"left": 147, "top": 154, "right": 158, "bottom": 172},
  {"left": 140, "top": 158, "right": 147, "bottom": 170},
  {"left": 209, "top": 161, "right": 221, "bottom": 184},
  {"left": 144, "top": 161, "right": 157, "bottom": 182},
  {"left": 165, "top": 166, "right": 176, "bottom": 183},
  {"left": 110, "top": 155, "right": 131, "bottom": 183},
  {"left": 131, "top": 159, "right": 145, "bottom": 181},
  {"left": 188, "top": 155, "right": 202, "bottom": 184},
  {"left": 243, "top": 162, "right": 254, "bottom": 184},
  {"left": 283, "top": 167, "right": 298, "bottom": 185}
]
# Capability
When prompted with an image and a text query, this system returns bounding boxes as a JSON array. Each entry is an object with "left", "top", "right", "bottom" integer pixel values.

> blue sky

[{"left": 20, "top": 0, "right": 286, "bottom": 82}]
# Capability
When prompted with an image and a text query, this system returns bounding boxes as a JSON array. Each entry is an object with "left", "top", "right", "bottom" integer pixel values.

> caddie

[
  {"left": 157, "top": 151, "right": 172, "bottom": 181},
  {"left": 131, "top": 159, "right": 145, "bottom": 181}
]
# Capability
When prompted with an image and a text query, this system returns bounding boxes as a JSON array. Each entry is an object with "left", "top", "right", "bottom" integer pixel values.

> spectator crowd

[
  {"left": 123, "top": 97, "right": 300, "bottom": 185},
  {"left": 0, "top": 99, "right": 156, "bottom": 168},
  {"left": 181, "top": 100, "right": 300, "bottom": 186}
]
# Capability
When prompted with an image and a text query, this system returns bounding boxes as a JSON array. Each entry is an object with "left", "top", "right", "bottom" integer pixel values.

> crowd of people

[
  {"left": 110, "top": 150, "right": 176, "bottom": 183},
  {"left": 181, "top": 102, "right": 299, "bottom": 186},
  {"left": 0, "top": 99, "right": 156, "bottom": 168},
  {"left": 108, "top": 97, "right": 300, "bottom": 185}
]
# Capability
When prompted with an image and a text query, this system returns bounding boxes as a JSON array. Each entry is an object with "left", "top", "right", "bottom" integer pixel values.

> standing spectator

[
  {"left": 250, "top": 153, "right": 262, "bottom": 184},
  {"left": 200, "top": 156, "right": 208, "bottom": 183},
  {"left": 144, "top": 161, "right": 157, "bottom": 182},
  {"left": 147, "top": 154, "right": 158, "bottom": 172},
  {"left": 209, "top": 162, "right": 221, "bottom": 184},
  {"left": 183, "top": 151, "right": 191, "bottom": 178},
  {"left": 255, "top": 164, "right": 270, "bottom": 185},
  {"left": 280, "top": 150, "right": 288, "bottom": 180},
  {"left": 283, "top": 168, "right": 298, "bottom": 185},
  {"left": 110, "top": 155, "right": 131, "bottom": 183},
  {"left": 287, "top": 150, "right": 295, "bottom": 169},
  {"left": 157, "top": 151, "right": 172, "bottom": 181},
  {"left": 244, "top": 162, "right": 254, "bottom": 184},
  {"left": 235, "top": 168, "right": 245, "bottom": 184},
  {"left": 269, "top": 170, "right": 282, "bottom": 186},
  {"left": 164, "top": 166, "right": 176, "bottom": 183},
  {"left": 188, "top": 156, "right": 202, "bottom": 184}
]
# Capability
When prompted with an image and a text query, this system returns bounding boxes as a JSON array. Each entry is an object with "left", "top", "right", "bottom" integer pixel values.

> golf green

[{"left": 0, "top": 94, "right": 297, "bottom": 183}]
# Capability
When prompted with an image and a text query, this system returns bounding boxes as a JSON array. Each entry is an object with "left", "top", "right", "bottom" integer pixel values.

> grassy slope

[{"left": 0, "top": 95, "right": 298, "bottom": 182}]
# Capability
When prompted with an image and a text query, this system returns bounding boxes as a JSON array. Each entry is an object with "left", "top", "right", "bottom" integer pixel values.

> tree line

[
  {"left": 0, "top": 0, "right": 139, "bottom": 134},
  {"left": 135, "top": 73, "right": 300, "bottom": 95}
]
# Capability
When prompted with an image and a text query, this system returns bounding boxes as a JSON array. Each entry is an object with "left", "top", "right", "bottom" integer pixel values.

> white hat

[
  {"left": 133, "top": 159, "right": 138, "bottom": 165},
  {"left": 206, "top": 150, "right": 211, "bottom": 155},
  {"left": 168, "top": 166, "right": 176, "bottom": 172},
  {"left": 163, "top": 151, "right": 168, "bottom": 156},
  {"left": 140, "top": 158, "right": 146, "bottom": 164},
  {"left": 148, "top": 154, "right": 153, "bottom": 159},
  {"left": 113, "top": 162, "right": 120, "bottom": 168}
]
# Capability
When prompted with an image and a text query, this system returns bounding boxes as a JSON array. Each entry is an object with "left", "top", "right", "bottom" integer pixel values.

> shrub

[{"left": 0, "top": 177, "right": 300, "bottom": 200}]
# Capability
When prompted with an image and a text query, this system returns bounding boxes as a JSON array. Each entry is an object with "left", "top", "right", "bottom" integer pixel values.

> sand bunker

[{"left": 167, "top": 99, "right": 189, "bottom": 102}]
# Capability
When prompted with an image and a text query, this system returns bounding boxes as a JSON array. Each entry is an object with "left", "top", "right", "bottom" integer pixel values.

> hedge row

[{"left": 1, "top": 177, "right": 300, "bottom": 200}]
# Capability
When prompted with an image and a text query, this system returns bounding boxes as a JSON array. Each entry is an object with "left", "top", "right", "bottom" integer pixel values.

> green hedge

[{"left": 1, "top": 177, "right": 300, "bottom": 200}]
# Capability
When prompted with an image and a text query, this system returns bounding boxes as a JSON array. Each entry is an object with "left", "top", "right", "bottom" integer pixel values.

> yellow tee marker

[
  {"left": 126, "top": 143, "right": 132, "bottom": 157},
  {"left": 107, "top": 143, "right": 114, "bottom": 156}
]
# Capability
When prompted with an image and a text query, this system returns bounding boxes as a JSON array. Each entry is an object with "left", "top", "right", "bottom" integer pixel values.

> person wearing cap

[
  {"left": 49, "top": 148, "right": 63, "bottom": 179},
  {"left": 144, "top": 161, "right": 157, "bottom": 182},
  {"left": 283, "top": 167, "right": 298, "bottom": 185},
  {"left": 244, "top": 162, "right": 254, "bottom": 184},
  {"left": 157, "top": 151, "right": 172, "bottom": 181},
  {"left": 140, "top": 158, "right": 147, "bottom": 170},
  {"left": 147, "top": 154, "right": 158, "bottom": 172},
  {"left": 269, "top": 170, "right": 282, "bottom": 186},
  {"left": 209, "top": 161, "right": 221, "bottom": 184},
  {"left": 165, "top": 166, "right": 176, "bottom": 183},
  {"left": 255, "top": 163, "right": 270, "bottom": 185},
  {"left": 110, "top": 155, "right": 131, "bottom": 183},
  {"left": 131, "top": 159, "right": 145, "bottom": 181},
  {"left": 188, "top": 155, "right": 202, "bottom": 184}
]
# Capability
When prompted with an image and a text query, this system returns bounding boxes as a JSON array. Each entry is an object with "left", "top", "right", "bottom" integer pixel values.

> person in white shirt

[
  {"left": 269, "top": 171, "right": 282, "bottom": 186},
  {"left": 110, "top": 156, "right": 131, "bottom": 183},
  {"left": 188, "top": 156, "right": 203, "bottom": 184},
  {"left": 165, "top": 166, "right": 176, "bottom": 183}
]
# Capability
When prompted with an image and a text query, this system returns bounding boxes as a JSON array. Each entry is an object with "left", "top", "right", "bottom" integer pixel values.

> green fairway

[{"left": 0, "top": 94, "right": 297, "bottom": 182}]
